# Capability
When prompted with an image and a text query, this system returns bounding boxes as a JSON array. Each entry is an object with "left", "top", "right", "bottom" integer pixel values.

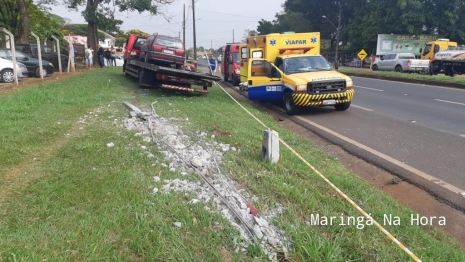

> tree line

[{"left": 257, "top": 0, "right": 465, "bottom": 54}]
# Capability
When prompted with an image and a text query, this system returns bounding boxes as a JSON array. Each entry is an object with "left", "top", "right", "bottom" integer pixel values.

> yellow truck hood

[{"left": 285, "top": 70, "right": 350, "bottom": 84}]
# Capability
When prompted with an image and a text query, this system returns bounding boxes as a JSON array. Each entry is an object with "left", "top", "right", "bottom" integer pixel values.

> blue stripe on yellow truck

[{"left": 293, "top": 89, "right": 354, "bottom": 106}]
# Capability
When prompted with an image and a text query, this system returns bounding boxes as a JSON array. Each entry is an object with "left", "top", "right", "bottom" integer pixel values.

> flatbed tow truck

[{"left": 123, "top": 58, "right": 221, "bottom": 93}]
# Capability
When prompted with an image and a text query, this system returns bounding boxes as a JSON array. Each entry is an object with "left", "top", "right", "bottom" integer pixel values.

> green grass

[{"left": 0, "top": 67, "right": 464, "bottom": 261}]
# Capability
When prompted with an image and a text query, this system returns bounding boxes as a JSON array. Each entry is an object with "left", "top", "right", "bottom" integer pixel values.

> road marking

[
  {"left": 435, "top": 99, "right": 465, "bottom": 106},
  {"left": 295, "top": 115, "right": 465, "bottom": 195},
  {"left": 352, "top": 105, "right": 373, "bottom": 111},
  {"left": 460, "top": 134, "right": 465, "bottom": 138},
  {"left": 355, "top": 85, "right": 384, "bottom": 91}
]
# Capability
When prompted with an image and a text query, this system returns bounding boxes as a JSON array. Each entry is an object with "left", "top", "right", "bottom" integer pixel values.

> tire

[
  {"left": 35, "top": 67, "right": 48, "bottom": 78},
  {"left": 232, "top": 76, "right": 240, "bottom": 86},
  {"left": 283, "top": 92, "right": 300, "bottom": 115},
  {"left": 395, "top": 66, "right": 403, "bottom": 73},
  {"left": 1, "top": 69, "right": 14, "bottom": 83},
  {"left": 372, "top": 65, "right": 378, "bottom": 71},
  {"left": 334, "top": 102, "right": 351, "bottom": 111}
]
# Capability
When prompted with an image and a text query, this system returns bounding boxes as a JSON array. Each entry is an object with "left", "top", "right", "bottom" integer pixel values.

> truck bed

[{"left": 124, "top": 59, "right": 221, "bottom": 93}]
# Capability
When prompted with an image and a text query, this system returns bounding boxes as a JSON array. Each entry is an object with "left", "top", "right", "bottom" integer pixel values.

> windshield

[
  {"left": 284, "top": 56, "right": 332, "bottom": 74},
  {"left": 232, "top": 52, "right": 240, "bottom": 63}
]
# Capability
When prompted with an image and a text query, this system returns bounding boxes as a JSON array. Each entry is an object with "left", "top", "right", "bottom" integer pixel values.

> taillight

[{"left": 407, "top": 59, "right": 412, "bottom": 66}]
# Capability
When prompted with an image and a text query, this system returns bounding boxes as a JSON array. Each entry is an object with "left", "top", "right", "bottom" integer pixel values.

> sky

[{"left": 48, "top": 0, "right": 284, "bottom": 50}]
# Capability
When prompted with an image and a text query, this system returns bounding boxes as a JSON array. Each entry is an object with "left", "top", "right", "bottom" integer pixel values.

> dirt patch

[{"left": 0, "top": 69, "right": 85, "bottom": 94}]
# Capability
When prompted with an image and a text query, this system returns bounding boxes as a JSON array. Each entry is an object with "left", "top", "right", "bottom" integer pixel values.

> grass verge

[
  {"left": 339, "top": 67, "right": 465, "bottom": 85},
  {"left": 0, "top": 67, "right": 464, "bottom": 261}
]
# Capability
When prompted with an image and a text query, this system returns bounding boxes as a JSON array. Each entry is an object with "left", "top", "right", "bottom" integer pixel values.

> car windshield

[
  {"left": 155, "top": 36, "right": 183, "bottom": 49},
  {"left": 284, "top": 56, "right": 332, "bottom": 74}
]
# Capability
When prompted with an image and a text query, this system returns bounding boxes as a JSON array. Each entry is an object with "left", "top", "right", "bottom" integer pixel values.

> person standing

[
  {"left": 109, "top": 46, "right": 116, "bottom": 66},
  {"left": 85, "top": 46, "right": 93, "bottom": 69},
  {"left": 208, "top": 54, "right": 217, "bottom": 75},
  {"left": 97, "top": 44, "right": 105, "bottom": 68}
]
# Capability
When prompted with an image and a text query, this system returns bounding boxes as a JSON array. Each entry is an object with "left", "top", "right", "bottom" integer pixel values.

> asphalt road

[{"left": 285, "top": 76, "right": 465, "bottom": 207}]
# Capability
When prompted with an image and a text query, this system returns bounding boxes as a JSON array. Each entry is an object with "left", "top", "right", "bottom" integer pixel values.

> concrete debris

[
  {"left": 122, "top": 102, "right": 289, "bottom": 261},
  {"left": 107, "top": 142, "right": 115, "bottom": 147},
  {"left": 174, "top": 222, "right": 182, "bottom": 228}
]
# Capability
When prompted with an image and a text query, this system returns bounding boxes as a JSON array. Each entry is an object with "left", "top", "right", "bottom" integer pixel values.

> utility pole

[
  {"left": 183, "top": 4, "right": 186, "bottom": 60},
  {"left": 232, "top": 30, "right": 234, "bottom": 42},
  {"left": 192, "top": 0, "right": 197, "bottom": 68},
  {"left": 335, "top": 2, "right": 342, "bottom": 70}
]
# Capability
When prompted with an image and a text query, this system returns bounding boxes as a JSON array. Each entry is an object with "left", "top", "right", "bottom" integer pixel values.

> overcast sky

[{"left": 49, "top": 0, "right": 284, "bottom": 49}]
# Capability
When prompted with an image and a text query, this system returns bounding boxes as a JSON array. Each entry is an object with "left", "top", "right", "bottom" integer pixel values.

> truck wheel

[
  {"left": 35, "top": 67, "right": 47, "bottom": 78},
  {"left": 334, "top": 102, "right": 351, "bottom": 111},
  {"left": 283, "top": 92, "right": 300, "bottom": 115},
  {"left": 232, "top": 76, "right": 240, "bottom": 86},
  {"left": 395, "top": 66, "right": 403, "bottom": 73},
  {"left": 1, "top": 69, "right": 14, "bottom": 83},
  {"left": 372, "top": 65, "right": 378, "bottom": 71}
]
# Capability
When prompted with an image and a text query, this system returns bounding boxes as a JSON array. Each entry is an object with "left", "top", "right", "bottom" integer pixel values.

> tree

[
  {"left": 17, "top": 0, "right": 30, "bottom": 43},
  {"left": 256, "top": 12, "right": 312, "bottom": 36},
  {"left": 63, "top": 0, "right": 174, "bottom": 59}
]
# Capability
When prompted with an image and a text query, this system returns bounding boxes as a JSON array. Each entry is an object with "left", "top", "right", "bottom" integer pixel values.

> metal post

[
  {"left": 192, "top": 0, "right": 197, "bottom": 69},
  {"left": 335, "top": 2, "right": 341, "bottom": 70},
  {"left": 0, "top": 28, "right": 18, "bottom": 85},
  {"left": 31, "top": 31, "right": 44, "bottom": 79},
  {"left": 51, "top": 35, "right": 65, "bottom": 73},
  {"left": 183, "top": 4, "right": 186, "bottom": 61}
]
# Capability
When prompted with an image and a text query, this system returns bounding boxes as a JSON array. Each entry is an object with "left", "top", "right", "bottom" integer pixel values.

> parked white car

[
  {"left": 114, "top": 54, "right": 124, "bottom": 66},
  {"left": 372, "top": 53, "right": 430, "bottom": 73},
  {"left": 0, "top": 57, "right": 28, "bottom": 83}
]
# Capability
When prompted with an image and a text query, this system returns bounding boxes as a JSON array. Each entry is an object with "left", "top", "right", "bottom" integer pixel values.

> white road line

[
  {"left": 355, "top": 85, "right": 384, "bottom": 91},
  {"left": 460, "top": 134, "right": 465, "bottom": 138},
  {"left": 295, "top": 115, "right": 465, "bottom": 195},
  {"left": 435, "top": 99, "right": 465, "bottom": 106},
  {"left": 352, "top": 105, "right": 373, "bottom": 111}
]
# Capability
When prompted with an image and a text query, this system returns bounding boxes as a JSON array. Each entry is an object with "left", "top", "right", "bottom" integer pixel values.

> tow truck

[{"left": 123, "top": 34, "right": 220, "bottom": 93}]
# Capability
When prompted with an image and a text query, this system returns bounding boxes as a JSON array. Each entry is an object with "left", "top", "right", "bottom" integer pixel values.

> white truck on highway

[
  {"left": 429, "top": 46, "right": 465, "bottom": 77},
  {"left": 372, "top": 53, "right": 430, "bottom": 73}
]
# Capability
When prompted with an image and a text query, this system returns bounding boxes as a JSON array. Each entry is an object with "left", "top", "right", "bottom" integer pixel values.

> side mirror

[
  {"left": 380, "top": 57, "right": 384, "bottom": 61},
  {"left": 419, "top": 48, "right": 422, "bottom": 54}
]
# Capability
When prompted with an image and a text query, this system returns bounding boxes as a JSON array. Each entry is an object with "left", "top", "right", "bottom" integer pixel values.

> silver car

[{"left": 0, "top": 57, "right": 28, "bottom": 83}]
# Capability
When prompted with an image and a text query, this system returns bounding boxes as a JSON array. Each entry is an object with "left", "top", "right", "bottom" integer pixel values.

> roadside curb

[{"left": 343, "top": 72, "right": 465, "bottom": 90}]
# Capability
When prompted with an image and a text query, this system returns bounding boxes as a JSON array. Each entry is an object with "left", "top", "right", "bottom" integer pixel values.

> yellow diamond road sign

[{"left": 358, "top": 49, "right": 367, "bottom": 61}]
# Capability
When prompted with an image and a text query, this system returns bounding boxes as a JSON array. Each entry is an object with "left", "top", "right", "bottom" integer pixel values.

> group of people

[{"left": 85, "top": 44, "right": 117, "bottom": 69}]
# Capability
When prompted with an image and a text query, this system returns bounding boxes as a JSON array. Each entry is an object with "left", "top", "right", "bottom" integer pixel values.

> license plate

[
  {"left": 163, "top": 49, "right": 174, "bottom": 54},
  {"left": 323, "top": 99, "right": 336, "bottom": 105}
]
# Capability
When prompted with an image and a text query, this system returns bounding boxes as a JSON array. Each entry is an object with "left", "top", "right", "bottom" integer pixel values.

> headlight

[
  {"left": 18, "top": 64, "right": 26, "bottom": 68},
  {"left": 296, "top": 84, "right": 307, "bottom": 91},
  {"left": 346, "top": 79, "right": 353, "bottom": 89},
  {"left": 235, "top": 69, "right": 240, "bottom": 74},
  {"left": 48, "top": 62, "right": 53, "bottom": 66}
]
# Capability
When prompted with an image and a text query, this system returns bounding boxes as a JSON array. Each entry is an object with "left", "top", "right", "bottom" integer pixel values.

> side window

[
  {"left": 251, "top": 50, "right": 263, "bottom": 58},
  {"left": 146, "top": 35, "right": 155, "bottom": 46},
  {"left": 250, "top": 60, "right": 270, "bottom": 77},
  {"left": 0, "top": 49, "right": 7, "bottom": 58},
  {"left": 433, "top": 44, "right": 440, "bottom": 53},
  {"left": 241, "top": 47, "right": 248, "bottom": 59}
]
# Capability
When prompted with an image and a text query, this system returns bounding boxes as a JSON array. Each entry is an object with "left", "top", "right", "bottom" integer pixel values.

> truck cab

[
  {"left": 242, "top": 32, "right": 354, "bottom": 115},
  {"left": 420, "top": 39, "right": 457, "bottom": 61},
  {"left": 222, "top": 43, "right": 242, "bottom": 86},
  {"left": 247, "top": 53, "right": 353, "bottom": 115}
]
